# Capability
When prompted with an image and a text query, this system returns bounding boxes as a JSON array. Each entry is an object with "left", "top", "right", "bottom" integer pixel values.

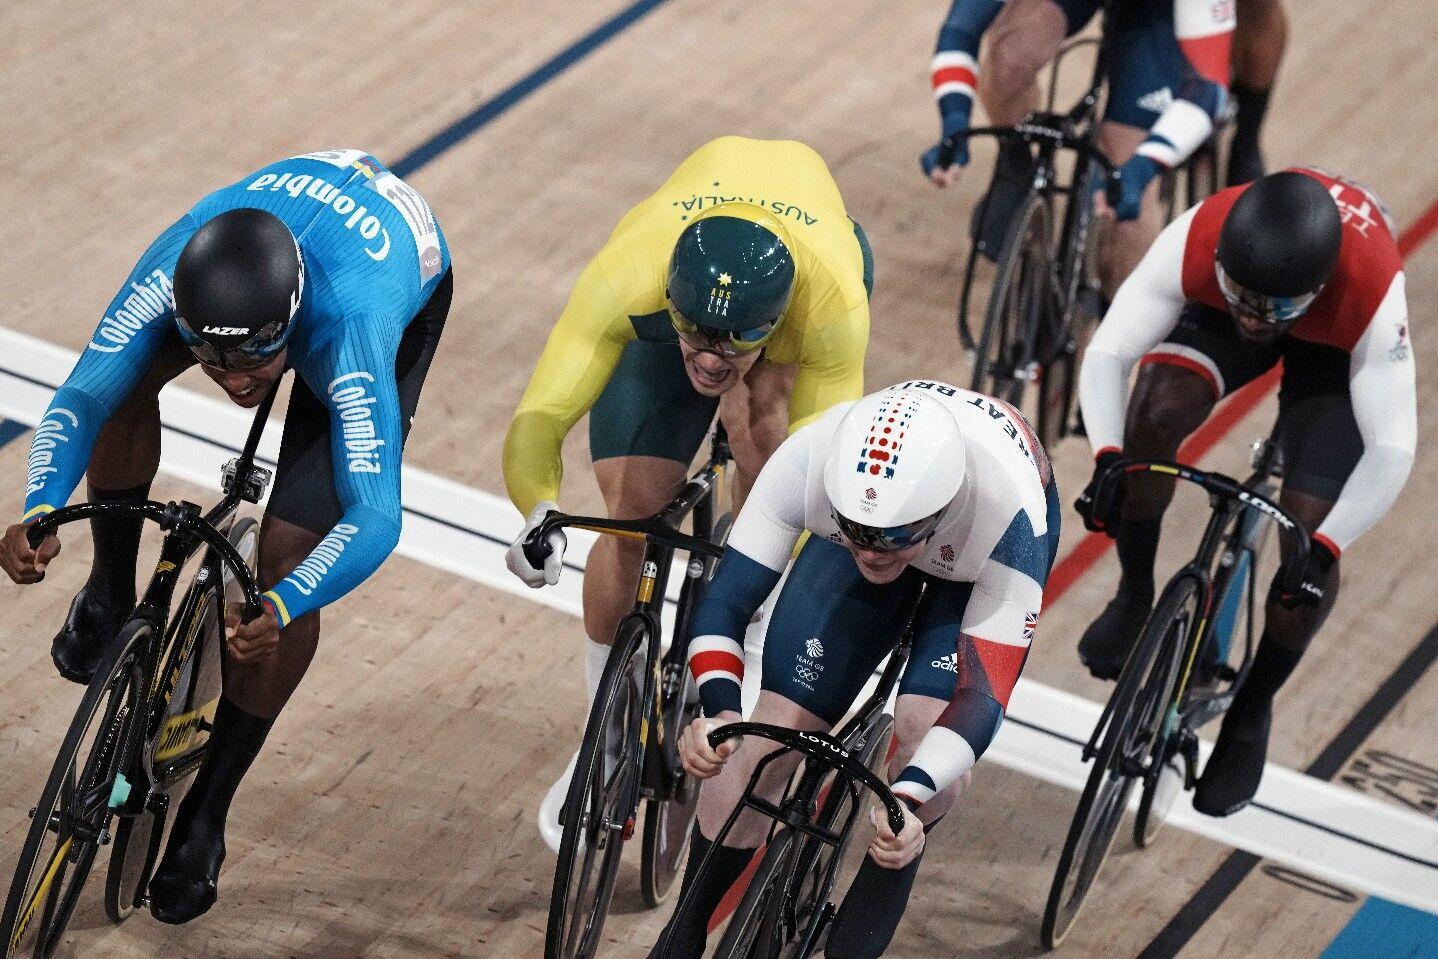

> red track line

[{"left": 1046, "top": 195, "right": 1438, "bottom": 605}]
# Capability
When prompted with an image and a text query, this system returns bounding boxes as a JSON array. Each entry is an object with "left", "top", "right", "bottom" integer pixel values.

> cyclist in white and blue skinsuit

[
  {"left": 0, "top": 149, "right": 451, "bottom": 924},
  {"left": 651, "top": 381, "right": 1060, "bottom": 958}
]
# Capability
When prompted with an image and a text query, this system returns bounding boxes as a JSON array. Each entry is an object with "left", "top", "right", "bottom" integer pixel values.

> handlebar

[
  {"left": 25, "top": 501, "right": 267, "bottom": 622},
  {"left": 936, "top": 119, "right": 1119, "bottom": 178},
  {"left": 1096, "top": 458, "right": 1310, "bottom": 564},
  {"left": 707, "top": 721, "right": 908, "bottom": 836},
  {"left": 521, "top": 510, "right": 726, "bottom": 571}
]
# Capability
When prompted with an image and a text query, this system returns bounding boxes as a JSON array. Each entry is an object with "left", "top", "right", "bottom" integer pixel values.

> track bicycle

[
  {"left": 660, "top": 578, "right": 929, "bottom": 958},
  {"left": 1, "top": 387, "right": 275, "bottom": 958},
  {"left": 1041, "top": 435, "right": 1306, "bottom": 948},
  {"left": 944, "top": 6, "right": 1229, "bottom": 450},
  {"left": 530, "top": 427, "right": 732, "bottom": 959}
]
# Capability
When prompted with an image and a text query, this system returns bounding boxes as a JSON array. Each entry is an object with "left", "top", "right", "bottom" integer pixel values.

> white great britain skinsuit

[{"left": 689, "top": 380, "right": 1056, "bottom": 806}]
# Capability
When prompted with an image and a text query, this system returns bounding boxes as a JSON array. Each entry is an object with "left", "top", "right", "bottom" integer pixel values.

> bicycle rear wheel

[
  {"left": 1041, "top": 575, "right": 1195, "bottom": 949},
  {"left": 546, "top": 618, "right": 647, "bottom": 959},
  {"left": 712, "top": 830, "right": 798, "bottom": 959},
  {"left": 971, "top": 190, "right": 1054, "bottom": 410},
  {"left": 1, "top": 621, "right": 149, "bottom": 958},
  {"left": 640, "top": 665, "right": 700, "bottom": 908}
]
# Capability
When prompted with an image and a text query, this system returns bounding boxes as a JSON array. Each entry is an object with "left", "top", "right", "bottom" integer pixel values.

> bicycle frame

[
  {"left": 24, "top": 386, "right": 275, "bottom": 807},
  {"left": 669, "top": 578, "right": 932, "bottom": 955},
  {"left": 529, "top": 427, "right": 730, "bottom": 802},
  {"left": 1081, "top": 456, "right": 1307, "bottom": 763}
]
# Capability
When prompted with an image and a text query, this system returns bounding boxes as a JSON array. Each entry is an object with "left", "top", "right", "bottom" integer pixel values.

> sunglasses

[
  {"left": 1216, "top": 263, "right": 1321, "bottom": 328},
  {"left": 177, "top": 316, "right": 288, "bottom": 372},
  {"left": 831, "top": 508, "right": 942, "bottom": 553},
  {"left": 668, "top": 307, "right": 778, "bottom": 357}
]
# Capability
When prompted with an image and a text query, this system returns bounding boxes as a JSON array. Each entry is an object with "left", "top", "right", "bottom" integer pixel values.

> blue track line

[
  {"left": 0, "top": 419, "right": 27, "bottom": 451},
  {"left": 390, "top": 0, "right": 674, "bottom": 177}
]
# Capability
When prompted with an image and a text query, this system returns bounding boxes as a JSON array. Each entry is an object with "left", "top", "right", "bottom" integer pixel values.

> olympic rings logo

[{"left": 795, "top": 666, "right": 820, "bottom": 683}]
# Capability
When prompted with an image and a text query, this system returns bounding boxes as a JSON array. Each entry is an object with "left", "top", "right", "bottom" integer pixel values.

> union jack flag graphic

[{"left": 1023, "top": 611, "right": 1039, "bottom": 642}]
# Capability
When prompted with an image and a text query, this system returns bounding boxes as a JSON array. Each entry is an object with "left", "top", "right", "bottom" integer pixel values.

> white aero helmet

[{"left": 822, "top": 384, "right": 967, "bottom": 550}]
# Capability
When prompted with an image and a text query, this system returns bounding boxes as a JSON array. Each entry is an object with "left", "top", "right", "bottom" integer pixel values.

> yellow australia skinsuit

[{"left": 503, "top": 135, "right": 873, "bottom": 516}]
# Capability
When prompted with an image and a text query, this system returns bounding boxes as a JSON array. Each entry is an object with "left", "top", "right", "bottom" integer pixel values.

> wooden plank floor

[{"left": 1, "top": 1, "right": 1437, "bottom": 955}]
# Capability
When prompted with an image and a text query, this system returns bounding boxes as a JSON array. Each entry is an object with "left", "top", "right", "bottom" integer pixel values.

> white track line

[{"left": 3, "top": 326, "right": 1437, "bottom": 911}]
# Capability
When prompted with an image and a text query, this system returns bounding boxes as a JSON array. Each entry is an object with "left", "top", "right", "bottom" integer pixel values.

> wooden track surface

[{"left": 1, "top": 1, "right": 1436, "bottom": 956}]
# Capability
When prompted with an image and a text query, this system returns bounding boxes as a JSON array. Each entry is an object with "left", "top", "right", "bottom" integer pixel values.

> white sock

[{"left": 584, "top": 637, "right": 610, "bottom": 709}]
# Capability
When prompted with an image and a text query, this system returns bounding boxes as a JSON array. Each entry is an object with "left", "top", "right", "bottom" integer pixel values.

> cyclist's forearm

[
  {"left": 1080, "top": 209, "right": 1195, "bottom": 453},
  {"left": 22, "top": 388, "right": 107, "bottom": 520},
  {"left": 263, "top": 502, "right": 400, "bottom": 626},
  {"left": 502, "top": 409, "right": 571, "bottom": 516},
  {"left": 892, "top": 690, "right": 1003, "bottom": 806},
  {"left": 931, "top": 0, "right": 1002, "bottom": 128},
  {"left": 1318, "top": 285, "right": 1416, "bottom": 550},
  {"left": 689, "top": 547, "right": 781, "bottom": 717}
]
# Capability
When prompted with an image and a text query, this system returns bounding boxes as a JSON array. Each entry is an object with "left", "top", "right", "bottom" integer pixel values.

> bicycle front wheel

[
  {"left": 1, "top": 620, "right": 149, "bottom": 959},
  {"left": 783, "top": 714, "right": 896, "bottom": 958},
  {"left": 1040, "top": 575, "right": 1195, "bottom": 949},
  {"left": 712, "top": 830, "right": 797, "bottom": 959},
  {"left": 971, "top": 190, "right": 1054, "bottom": 409},
  {"left": 546, "top": 618, "right": 647, "bottom": 959}
]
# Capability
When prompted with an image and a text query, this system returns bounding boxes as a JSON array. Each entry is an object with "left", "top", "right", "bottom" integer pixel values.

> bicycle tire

[
  {"left": 712, "top": 830, "right": 798, "bottom": 959},
  {"left": 104, "top": 516, "right": 259, "bottom": 923},
  {"left": 1040, "top": 574, "right": 1197, "bottom": 949},
  {"left": 545, "top": 618, "right": 647, "bottom": 959},
  {"left": 640, "top": 673, "right": 700, "bottom": 908},
  {"left": 971, "top": 190, "right": 1054, "bottom": 410},
  {"left": 641, "top": 512, "right": 731, "bottom": 908},
  {"left": 1132, "top": 579, "right": 1203, "bottom": 848},
  {"left": 1, "top": 621, "right": 149, "bottom": 958},
  {"left": 781, "top": 714, "right": 896, "bottom": 958}
]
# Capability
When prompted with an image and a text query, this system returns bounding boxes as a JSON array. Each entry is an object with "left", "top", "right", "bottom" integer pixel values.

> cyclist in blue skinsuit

[{"left": 0, "top": 148, "right": 452, "bottom": 924}]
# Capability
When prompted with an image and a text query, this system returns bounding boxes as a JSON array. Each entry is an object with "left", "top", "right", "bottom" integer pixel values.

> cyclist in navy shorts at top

[
  {"left": 922, "top": 0, "right": 1236, "bottom": 308},
  {"left": 0, "top": 149, "right": 452, "bottom": 923},
  {"left": 1074, "top": 168, "right": 1415, "bottom": 815},
  {"left": 650, "top": 381, "right": 1060, "bottom": 958}
]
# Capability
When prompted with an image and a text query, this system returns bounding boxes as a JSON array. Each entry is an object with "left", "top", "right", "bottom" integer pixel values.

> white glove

[{"left": 506, "top": 501, "right": 566, "bottom": 588}]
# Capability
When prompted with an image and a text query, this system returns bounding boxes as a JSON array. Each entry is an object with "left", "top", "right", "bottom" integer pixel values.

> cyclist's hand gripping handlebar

[
  {"left": 25, "top": 502, "right": 267, "bottom": 623},
  {"left": 707, "top": 722, "right": 908, "bottom": 836}
]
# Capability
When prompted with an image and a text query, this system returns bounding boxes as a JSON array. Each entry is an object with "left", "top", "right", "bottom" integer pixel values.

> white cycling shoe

[{"left": 538, "top": 751, "right": 579, "bottom": 854}]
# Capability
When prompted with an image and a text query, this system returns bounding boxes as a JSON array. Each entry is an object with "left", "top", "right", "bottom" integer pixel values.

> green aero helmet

[{"left": 666, "top": 204, "right": 796, "bottom": 355}]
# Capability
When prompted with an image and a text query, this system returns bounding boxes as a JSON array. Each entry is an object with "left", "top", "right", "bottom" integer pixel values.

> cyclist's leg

[
  {"left": 1229, "top": 0, "right": 1287, "bottom": 185},
  {"left": 588, "top": 339, "right": 716, "bottom": 654},
  {"left": 151, "top": 272, "right": 452, "bottom": 922},
  {"left": 1079, "top": 304, "right": 1277, "bottom": 677},
  {"left": 1196, "top": 340, "right": 1355, "bottom": 814},
  {"left": 829, "top": 579, "right": 984, "bottom": 959},
  {"left": 980, "top": 0, "right": 1076, "bottom": 124},
  {"left": 1094, "top": 2, "right": 1189, "bottom": 298},
  {"left": 653, "top": 538, "right": 913, "bottom": 958},
  {"left": 718, "top": 357, "right": 796, "bottom": 510},
  {"left": 52, "top": 340, "right": 194, "bottom": 683},
  {"left": 971, "top": 0, "right": 1091, "bottom": 255},
  {"left": 540, "top": 340, "right": 714, "bottom": 850}
]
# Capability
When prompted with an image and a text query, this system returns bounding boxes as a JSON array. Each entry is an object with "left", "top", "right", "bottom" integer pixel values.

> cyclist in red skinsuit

[{"left": 1074, "top": 168, "right": 1415, "bottom": 815}]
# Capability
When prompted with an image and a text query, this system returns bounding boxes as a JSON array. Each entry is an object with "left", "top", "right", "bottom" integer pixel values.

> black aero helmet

[
  {"left": 174, "top": 208, "right": 304, "bottom": 370},
  {"left": 666, "top": 205, "right": 795, "bottom": 354},
  {"left": 1215, "top": 171, "right": 1342, "bottom": 328}
]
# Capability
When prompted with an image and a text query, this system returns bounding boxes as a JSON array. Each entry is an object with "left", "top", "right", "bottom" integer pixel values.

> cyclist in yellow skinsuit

[{"left": 502, "top": 135, "right": 873, "bottom": 849}]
